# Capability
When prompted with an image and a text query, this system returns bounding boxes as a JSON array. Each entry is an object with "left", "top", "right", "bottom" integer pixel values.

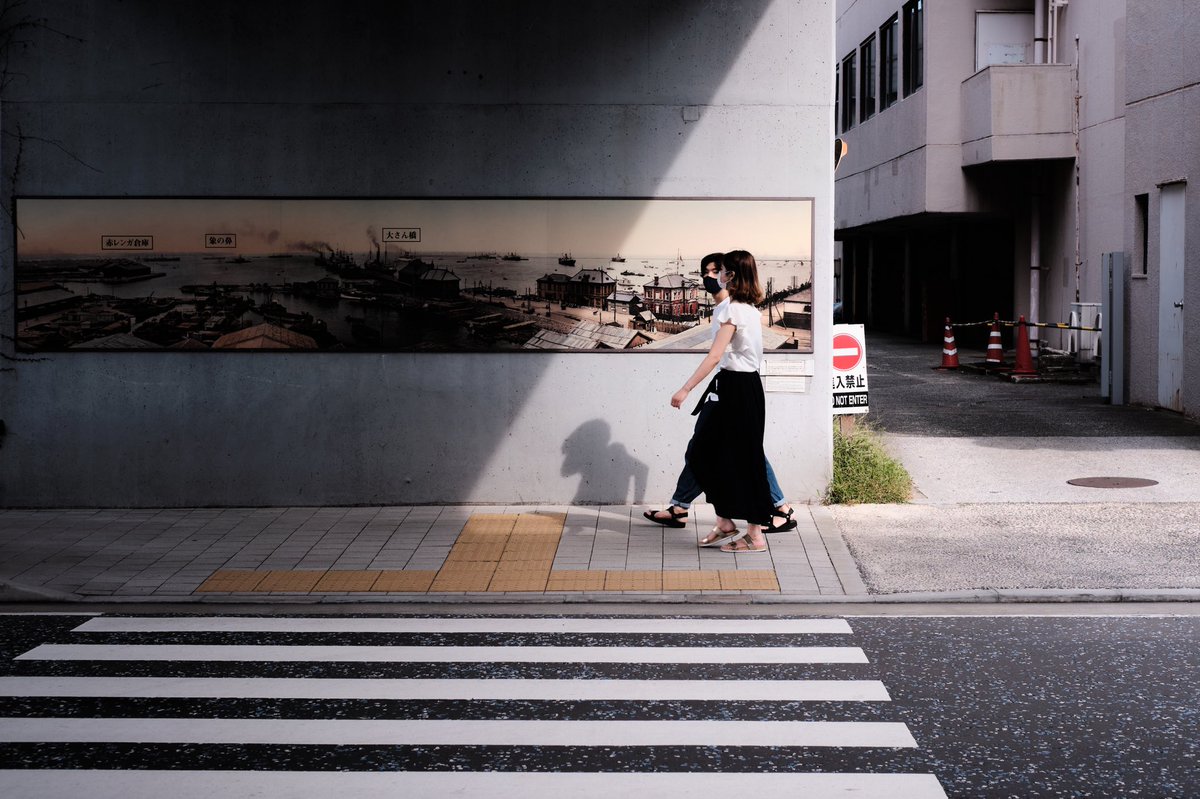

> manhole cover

[{"left": 1067, "top": 477, "right": 1159, "bottom": 488}]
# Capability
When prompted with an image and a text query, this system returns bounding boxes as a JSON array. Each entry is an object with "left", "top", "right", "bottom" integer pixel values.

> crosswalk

[{"left": 0, "top": 614, "right": 946, "bottom": 798}]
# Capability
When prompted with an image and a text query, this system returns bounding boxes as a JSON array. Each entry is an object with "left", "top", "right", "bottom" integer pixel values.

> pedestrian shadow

[{"left": 561, "top": 419, "right": 648, "bottom": 504}]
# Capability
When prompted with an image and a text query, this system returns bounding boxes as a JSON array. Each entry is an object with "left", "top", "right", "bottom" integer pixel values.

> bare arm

[{"left": 671, "top": 321, "right": 736, "bottom": 408}]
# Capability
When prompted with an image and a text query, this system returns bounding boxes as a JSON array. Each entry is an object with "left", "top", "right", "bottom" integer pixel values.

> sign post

[{"left": 832, "top": 324, "right": 868, "bottom": 432}]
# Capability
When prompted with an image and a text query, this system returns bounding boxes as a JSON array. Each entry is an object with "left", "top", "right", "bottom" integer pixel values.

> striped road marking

[
  {"left": 71, "top": 617, "right": 854, "bottom": 635},
  {"left": 0, "top": 718, "right": 919, "bottom": 747},
  {"left": 17, "top": 644, "right": 869, "bottom": 664},
  {"left": 0, "top": 771, "right": 950, "bottom": 799},
  {"left": 0, "top": 676, "right": 891, "bottom": 701}
]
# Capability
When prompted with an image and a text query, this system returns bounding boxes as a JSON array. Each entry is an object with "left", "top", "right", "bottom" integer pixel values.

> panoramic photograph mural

[{"left": 15, "top": 198, "right": 813, "bottom": 352}]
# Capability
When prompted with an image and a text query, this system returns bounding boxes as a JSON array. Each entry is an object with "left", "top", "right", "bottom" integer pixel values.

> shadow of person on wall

[{"left": 561, "top": 419, "right": 648, "bottom": 504}]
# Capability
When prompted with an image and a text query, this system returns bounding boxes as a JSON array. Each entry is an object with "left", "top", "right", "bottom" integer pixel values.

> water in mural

[{"left": 15, "top": 198, "right": 814, "bottom": 353}]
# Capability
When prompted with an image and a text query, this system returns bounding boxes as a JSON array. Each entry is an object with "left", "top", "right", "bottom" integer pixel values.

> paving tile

[
  {"left": 314, "top": 570, "right": 382, "bottom": 592},
  {"left": 195, "top": 570, "right": 268, "bottom": 592},
  {"left": 370, "top": 571, "right": 437, "bottom": 591},
  {"left": 546, "top": 570, "right": 607, "bottom": 591},
  {"left": 256, "top": 570, "right": 327, "bottom": 592},
  {"left": 445, "top": 542, "right": 507, "bottom": 562},
  {"left": 662, "top": 570, "right": 722, "bottom": 591},
  {"left": 718, "top": 570, "right": 780, "bottom": 591},
  {"left": 604, "top": 570, "right": 663, "bottom": 591}
]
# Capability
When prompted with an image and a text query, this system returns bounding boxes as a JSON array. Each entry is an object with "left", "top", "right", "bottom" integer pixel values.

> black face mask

[{"left": 703, "top": 275, "right": 722, "bottom": 295}]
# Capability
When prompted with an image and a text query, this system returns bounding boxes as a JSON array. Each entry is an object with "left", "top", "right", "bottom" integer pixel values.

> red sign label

[{"left": 832, "top": 333, "right": 863, "bottom": 371}]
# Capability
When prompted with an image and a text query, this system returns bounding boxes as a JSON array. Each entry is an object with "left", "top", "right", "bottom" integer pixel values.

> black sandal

[
  {"left": 766, "top": 507, "right": 797, "bottom": 533},
  {"left": 643, "top": 507, "right": 688, "bottom": 528}
]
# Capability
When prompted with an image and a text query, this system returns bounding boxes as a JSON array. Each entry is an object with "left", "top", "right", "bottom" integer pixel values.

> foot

[
  {"left": 719, "top": 535, "right": 767, "bottom": 553},
  {"left": 643, "top": 506, "right": 689, "bottom": 528},
  {"left": 767, "top": 504, "right": 797, "bottom": 533},
  {"left": 700, "top": 521, "right": 744, "bottom": 547}
]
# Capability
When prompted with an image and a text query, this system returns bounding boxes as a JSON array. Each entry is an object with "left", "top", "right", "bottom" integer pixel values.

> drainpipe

[
  {"left": 1029, "top": 1, "right": 1045, "bottom": 360},
  {"left": 1080, "top": 32, "right": 1089, "bottom": 303},
  {"left": 1030, "top": 189, "right": 1041, "bottom": 359}
]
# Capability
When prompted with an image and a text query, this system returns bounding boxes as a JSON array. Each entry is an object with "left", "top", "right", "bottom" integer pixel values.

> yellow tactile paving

[
  {"left": 662, "top": 570, "right": 723, "bottom": 591},
  {"left": 255, "top": 570, "right": 327, "bottom": 592},
  {"left": 545, "top": 570, "right": 608, "bottom": 591},
  {"left": 371, "top": 570, "right": 437, "bottom": 592},
  {"left": 488, "top": 569, "right": 551, "bottom": 592},
  {"left": 314, "top": 570, "right": 382, "bottom": 592},
  {"left": 500, "top": 542, "right": 560, "bottom": 562},
  {"left": 456, "top": 514, "right": 519, "bottom": 542},
  {"left": 195, "top": 570, "right": 268, "bottom": 592},
  {"left": 719, "top": 570, "right": 781, "bottom": 591},
  {"left": 604, "top": 570, "right": 664, "bottom": 591},
  {"left": 431, "top": 562, "right": 498, "bottom": 592},
  {"left": 191, "top": 512, "right": 783, "bottom": 595},
  {"left": 445, "top": 542, "right": 508, "bottom": 562}
]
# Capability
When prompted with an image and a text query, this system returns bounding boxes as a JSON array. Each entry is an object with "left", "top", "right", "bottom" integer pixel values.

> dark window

[
  {"left": 1135, "top": 193, "right": 1150, "bottom": 276},
  {"left": 880, "top": 14, "right": 899, "bottom": 109},
  {"left": 840, "top": 52, "right": 857, "bottom": 131},
  {"left": 903, "top": 0, "right": 923, "bottom": 95},
  {"left": 859, "top": 35, "right": 876, "bottom": 121},
  {"left": 835, "top": 63, "right": 841, "bottom": 133}
]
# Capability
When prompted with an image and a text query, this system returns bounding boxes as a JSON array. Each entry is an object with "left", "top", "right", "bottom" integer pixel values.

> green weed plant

[{"left": 825, "top": 420, "right": 912, "bottom": 505}]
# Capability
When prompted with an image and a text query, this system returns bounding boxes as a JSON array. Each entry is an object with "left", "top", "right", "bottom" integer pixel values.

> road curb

[
  {"left": 49, "top": 587, "right": 1200, "bottom": 605},
  {"left": 0, "top": 580, "right": 82, "bottom": 603}
]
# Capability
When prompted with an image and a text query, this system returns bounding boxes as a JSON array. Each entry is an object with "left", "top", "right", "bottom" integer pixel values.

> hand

[{"left": 671, "top": 388, "right": 689, "bottom": 408}]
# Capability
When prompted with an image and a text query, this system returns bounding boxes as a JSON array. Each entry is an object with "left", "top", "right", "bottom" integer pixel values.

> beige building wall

[
  {"left": 835, "top": 0, "right": 1133, "bottom": 360},
  {"left": 1124, "top": 0, "right": 1200, "bottom": 416}
]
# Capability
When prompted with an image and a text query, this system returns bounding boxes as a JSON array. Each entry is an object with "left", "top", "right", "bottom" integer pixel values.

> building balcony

[{"left": 961, "top": 64, "right": 1075, "bottom": 167}]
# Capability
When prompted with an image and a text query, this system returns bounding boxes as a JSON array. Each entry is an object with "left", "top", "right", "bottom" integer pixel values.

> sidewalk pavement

[
  {"left": 0, "top": 504, "right": 867, "bottom": 604},
  {"left": 3, "top": 334, "right": 1199, "bottom": 607},
  {"left": 831, "top": 333, "right": 1200, "bottom": 601}
]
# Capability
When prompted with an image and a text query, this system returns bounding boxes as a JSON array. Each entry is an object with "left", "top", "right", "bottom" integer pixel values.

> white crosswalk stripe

[
  {"left": 0, "top": 676, "right": 893, "bottom": 701},
  {"left": 0, "top": 614, "right": 948, "bottom": 798},
  {"left": 0, "top": 771, "right": 951, "bottom": 799}
]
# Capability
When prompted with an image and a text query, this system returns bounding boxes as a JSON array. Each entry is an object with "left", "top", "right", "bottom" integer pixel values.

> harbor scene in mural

[{"left": 15, "top": 198, "right": 813, "bottom": 353}]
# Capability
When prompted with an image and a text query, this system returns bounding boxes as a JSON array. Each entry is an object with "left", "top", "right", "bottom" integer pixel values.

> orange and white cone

[
  {"left": 985, "top": 312, "right": 1005, "bottom": 366},
  {"left": 935, "top": 317, "right": 960, "bottom": 369},
  {"left": 1013, "top": 315, "right": 1037, "bottom": 375}
]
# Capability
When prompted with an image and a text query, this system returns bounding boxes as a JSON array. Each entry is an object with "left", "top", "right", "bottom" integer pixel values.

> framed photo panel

[{"left": 15, "top": 197, "right": 813, "bottom": 353}]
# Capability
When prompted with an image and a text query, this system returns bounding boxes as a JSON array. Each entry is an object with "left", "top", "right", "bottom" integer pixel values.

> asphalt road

[
  {"left": 863, "top": 334, "right": 1200, "bottom": 438},
  {"left": 0, "top": 610, "right": 1196, "bottom": 798}
]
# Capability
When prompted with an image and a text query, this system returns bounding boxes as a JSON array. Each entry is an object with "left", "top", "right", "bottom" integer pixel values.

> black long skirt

[{"left": 686, "top": 369, "right": 775, "bottom": 526}]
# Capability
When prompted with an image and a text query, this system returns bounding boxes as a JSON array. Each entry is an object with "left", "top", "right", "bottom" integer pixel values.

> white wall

[{"left": 0, "top": 0, "right": 837, "bottom": 506}]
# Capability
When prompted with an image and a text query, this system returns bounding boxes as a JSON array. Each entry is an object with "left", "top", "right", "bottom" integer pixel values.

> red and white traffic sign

[
  {"left": 832, "top": 324, "right": 869, "bottom": 415},
  {"left": 832, "top": 333, "right": 863, "bottom": 371}
]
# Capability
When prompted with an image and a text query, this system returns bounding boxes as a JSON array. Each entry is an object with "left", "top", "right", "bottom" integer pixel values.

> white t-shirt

[{"left": 711, "top": 298, "right": 763, "bottom": 372}]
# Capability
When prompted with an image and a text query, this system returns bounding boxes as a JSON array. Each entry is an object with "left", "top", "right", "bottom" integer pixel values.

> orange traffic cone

[
  {"left": 1013, "top": 315, "right": 1037, "bottom": 375},
  {"left": 934, "top": 317, "right": 960, "bottom": 369},
  {"left": 985, "top": 312, "right": 1005, "bottom": 366}
]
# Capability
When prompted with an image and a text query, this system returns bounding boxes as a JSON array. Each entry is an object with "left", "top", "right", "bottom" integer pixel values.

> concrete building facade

[
  {"left": 835, "top": 0, "right": 1198, "bottom": 419},
  {"left": 0, "top": 0, "right": 836, "bottom": 507}
]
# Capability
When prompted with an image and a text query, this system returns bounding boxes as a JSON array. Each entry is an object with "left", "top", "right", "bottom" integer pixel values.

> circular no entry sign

[{"left": 832, "top": 333, "right": 863, "bottom": 371}]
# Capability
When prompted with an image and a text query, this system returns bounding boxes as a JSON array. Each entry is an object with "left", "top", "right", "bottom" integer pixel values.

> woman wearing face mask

[
  {"left": 643, "top": 252, "right": 797, "bottom": 539},
  {"left": 668, "top": 250, "right": 774, "bottom": 553}
]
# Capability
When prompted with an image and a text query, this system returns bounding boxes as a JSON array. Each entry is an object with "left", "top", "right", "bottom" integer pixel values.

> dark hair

[
  {"left": 721, "top": 250, "right": 763, "bottom": 304},
  {"left": 700, "top": 252, "right": 724, "bottom": 274}
]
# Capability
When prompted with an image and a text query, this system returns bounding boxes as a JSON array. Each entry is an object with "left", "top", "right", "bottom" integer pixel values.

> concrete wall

[
  {"left": 0, "top": 0, "right": 836, "bottom": 506},
  {"left": 1125, "top": 0, "right": 1200, "bottom": 416}
]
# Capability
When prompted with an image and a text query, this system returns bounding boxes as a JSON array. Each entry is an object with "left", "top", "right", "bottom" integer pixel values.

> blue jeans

[{"left": 670, "top": 457, "right": 785, "bottom": 509}]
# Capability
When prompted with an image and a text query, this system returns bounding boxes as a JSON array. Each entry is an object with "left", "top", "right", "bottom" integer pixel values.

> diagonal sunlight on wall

[{"left": 0, "top": 0, "right": 834, "bottom": 506}]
